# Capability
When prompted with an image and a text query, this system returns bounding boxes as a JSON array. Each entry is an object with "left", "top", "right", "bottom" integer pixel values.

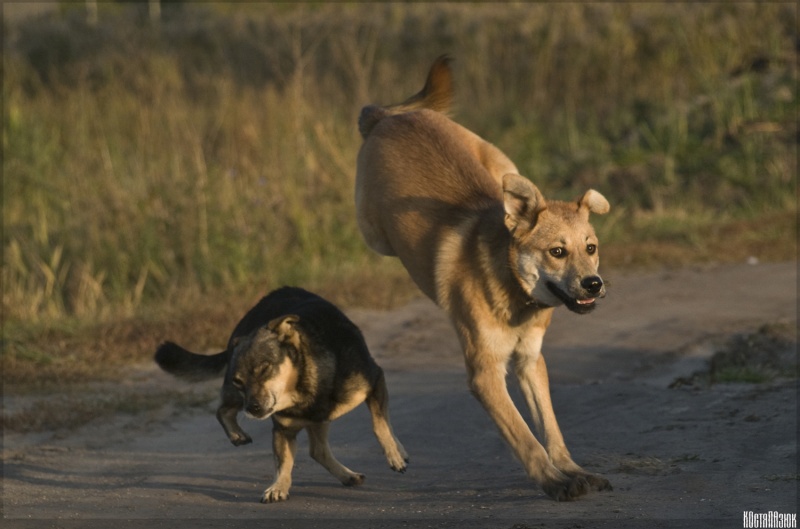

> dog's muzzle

[
  {"left": 246, "top": 401, "right": 274, "bottom": 420},
  {"left": 547, "top": 276, "right": 605, "bottom": 315}
]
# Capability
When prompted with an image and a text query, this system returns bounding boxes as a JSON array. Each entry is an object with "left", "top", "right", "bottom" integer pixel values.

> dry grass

[
  {"left": 2, "top": 262, "right": 419, "bottom": 389},
  {"left": 3, "top": 215, "right": 794, "bottom": 392},
  {"left": 601, "top": 210, "right": 797, "bottom": 269},
  {"left": 1, "top": 386, "right": 215, "bottom": 433},
  {"left": 2, "top": 3, "right": 797, "bottom": 390}
]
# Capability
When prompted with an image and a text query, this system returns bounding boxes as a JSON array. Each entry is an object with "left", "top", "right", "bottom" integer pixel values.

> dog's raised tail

[
  {"left": 359, "top": 54, "right": 454, "bottom": 139},
  {"left": 154, "top": 342, "right": 229, "bottom": 381}
]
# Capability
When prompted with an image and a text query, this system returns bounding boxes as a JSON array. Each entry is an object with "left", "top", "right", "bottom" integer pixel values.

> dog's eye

[
  {"left": 231, "top": 377, "right": 245, "bottom": 389},
  {"left": 549, "top": 247, "right": 566, "bottom": 258},
  {"left": 586, "top": 244, "right": 597, "bottom": 255}
]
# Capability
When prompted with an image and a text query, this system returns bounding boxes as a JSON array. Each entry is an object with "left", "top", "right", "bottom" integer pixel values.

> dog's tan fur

[{"left": 355, "top": 56, "right": 612, "bottom": 501}]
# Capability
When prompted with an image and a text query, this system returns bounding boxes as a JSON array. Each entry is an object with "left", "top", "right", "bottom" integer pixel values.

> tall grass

[{"left": 3, "top": 3, "right": 797, "bottom": 323}]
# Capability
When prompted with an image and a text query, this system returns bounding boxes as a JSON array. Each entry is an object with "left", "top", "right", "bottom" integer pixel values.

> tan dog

[{"left": 355, "top": 56, "right": 612, "bottom": 501}]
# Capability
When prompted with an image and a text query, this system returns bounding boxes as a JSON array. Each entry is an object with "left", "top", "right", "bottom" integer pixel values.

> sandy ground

[{"left": 2, "top": 261, "right": 797, "bottom": 528}]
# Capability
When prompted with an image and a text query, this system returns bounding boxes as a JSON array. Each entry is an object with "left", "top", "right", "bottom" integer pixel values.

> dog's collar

[
  {"left": 524, "top": 299, "right": 549, "bottom": 309},
  {"left": 509, "top": 272, "right": 550, "bottom": 310},
  {"left": 522, "top": 293, "right": 551, "bottom": 310}
]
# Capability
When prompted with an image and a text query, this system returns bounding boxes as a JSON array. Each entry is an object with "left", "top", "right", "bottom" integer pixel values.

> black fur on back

[
  {"left": 232, "top": 287, "right": 378, "bottom": 422},
  {"left": 155, "top": 287, "right": 377, "bottom": 397},
  {"left": 230, "top": 287, "right": 374, "bottom": 371}
]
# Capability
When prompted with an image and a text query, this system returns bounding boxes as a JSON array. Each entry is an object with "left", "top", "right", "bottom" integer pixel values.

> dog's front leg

[
  {"left": 262, "top": 420, "right": 299, "bottom": 503},
  {"left": 216, "top": 386, "right": 251, "bottom": 446},
  {"left": 460, "top": 325, "right": 589, "bottom": 501},
  {"left": 513, "top": 346, "right": 612, "bottom": 492}
]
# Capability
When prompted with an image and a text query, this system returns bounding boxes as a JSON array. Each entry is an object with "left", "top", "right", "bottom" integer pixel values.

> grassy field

[{"left": 2, "top": 3, "right": 797, "bottom": 386}]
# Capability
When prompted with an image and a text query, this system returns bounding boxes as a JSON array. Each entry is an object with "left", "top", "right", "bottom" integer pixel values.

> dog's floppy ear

[
  {"left": 577, "top": 189, "right": 610, "bottom": 217},
  {"left": 503, "top": 173, "right": 546, "bottom": 234},
  {"left": 267, "top": 315, "right": 301, "bottom": 347}
]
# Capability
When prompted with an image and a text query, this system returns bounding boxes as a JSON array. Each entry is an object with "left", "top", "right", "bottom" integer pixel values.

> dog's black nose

[
  {"left": 247, "top": 403, "right": 263, "bottom": 415},
  {"left": 581, "top": 276, "right": 604, "bottom": 295}
]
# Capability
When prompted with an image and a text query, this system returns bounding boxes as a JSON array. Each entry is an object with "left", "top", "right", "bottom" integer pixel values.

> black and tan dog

[
  {"left": 155, "top": 287, "right": 408, "bottom": 503},
  {"left": 356, "top": 56, "right": 612, "bottom": 501}
]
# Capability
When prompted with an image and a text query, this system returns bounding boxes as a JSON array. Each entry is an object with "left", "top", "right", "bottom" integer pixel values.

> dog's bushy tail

[
  {"left": 154, "top": 342, "right": 229, "bottom": 381},
  {"left": 358, "top": 54, "right": 454, "bottom": 139}
]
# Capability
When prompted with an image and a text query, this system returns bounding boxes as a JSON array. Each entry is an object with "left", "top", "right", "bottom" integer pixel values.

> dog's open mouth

[
  {"left": 245, "top": 403, "right": 276, "bottom": 420},
  {"left": 546, "top": 282, "right": 598, "bottom": 315}
]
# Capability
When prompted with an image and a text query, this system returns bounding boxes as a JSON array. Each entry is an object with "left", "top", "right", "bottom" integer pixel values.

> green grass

[
  {"left": 2, "top": 2, "right": 797, "bottom": 328},
  {"left": 711, "top": 368, "right": 772, "bottom": 384},
  {"left": 670, "top": 322, "right": 798, "bottom": 388}
]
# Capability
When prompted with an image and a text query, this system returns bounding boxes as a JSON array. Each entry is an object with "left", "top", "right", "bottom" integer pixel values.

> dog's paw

[
  {"left": 560, "top": 469, "right": 612, "bottom": 492},
  {"left": 541, "top": 474, "right": 590, "bottom": 502},
  {"left": 385, "top": 444, "right": 409, "bottom": 473},
  {"left": 343, "top": 473, "right": 366, "bottom": 487},
  {"left": 229, "top": 432, "right": 252, "bottom": 446},
  {"left": 388, "top": 457, "right": 408, "bottom": 473},
  {"left": 261, "top": 486, "right": 289, "bottom": 503},
  {"left": 583, "top": 473, "right": 612, "bottom": 492}
]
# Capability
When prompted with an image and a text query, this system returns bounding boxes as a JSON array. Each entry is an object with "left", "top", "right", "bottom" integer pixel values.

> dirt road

[{"left": 3, "top": 262, "right": 797, "bottom": 528}]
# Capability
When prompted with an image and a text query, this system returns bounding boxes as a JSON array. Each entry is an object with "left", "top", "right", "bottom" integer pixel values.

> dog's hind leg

[
  {"left": 513, "top": 350, "right": 612, "bottom": 492},
  {"left": 306, "top": 422, "right": 365, "bottom": 486},
  {"left": 262, "top": 421, "right": 300, "bottom": 503},
  {"left": 366, "top": 370, "right": 409, "bottom": 472},
  {"left": 354, "top": 195, "right": 398, "bottom": 257}
]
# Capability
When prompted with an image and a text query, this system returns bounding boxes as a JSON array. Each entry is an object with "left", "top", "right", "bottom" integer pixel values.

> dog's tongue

[{"left": 576, "top": 298, "right": 595, "bottom": 305}]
